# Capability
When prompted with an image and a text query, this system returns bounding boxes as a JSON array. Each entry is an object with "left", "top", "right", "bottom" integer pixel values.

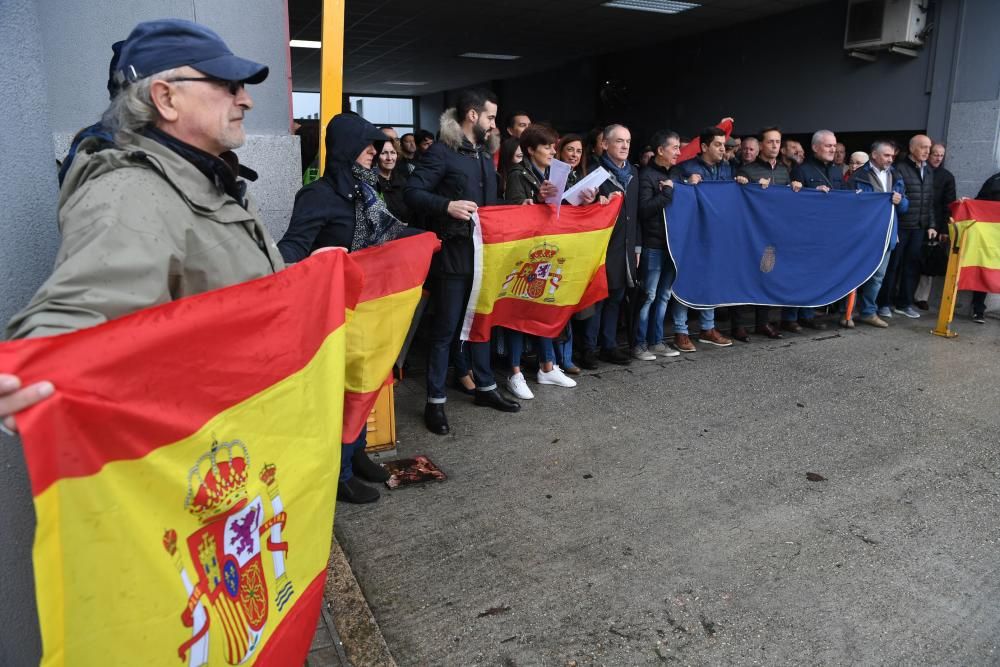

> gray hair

[
  {"left": 603, "top": 123, "right": 628, "bottom": 141},
  {"left": 870, "top": 140, "right": 894, "bottom": 155},
  {"left": 101, "top": 67, "right": 185, "bottom": 139},
  {"left": 810, "top": 129, "right": 835, "bottom": 148}
]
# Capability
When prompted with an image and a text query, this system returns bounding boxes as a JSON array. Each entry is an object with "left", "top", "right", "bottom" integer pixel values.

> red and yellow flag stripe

[
  {"left": 342, "top": 232, "right": 438, "bottom": 442},
  {"left": 462, "top": 199, "right": 622, "bottom": 342},
  {"left": 0, "top": 250, "right": 362, "bottom": 666},
  {"left": 950, "top": 199, "right": 1000, "bottom": 293}
]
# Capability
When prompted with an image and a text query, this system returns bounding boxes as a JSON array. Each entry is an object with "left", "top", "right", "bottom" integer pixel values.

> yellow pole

[
  {"left": 318, "top": 0, "right": 345, "bottom": 177},
  {"left": 932, "top": 220, "right": 961, "bottom": 338}
]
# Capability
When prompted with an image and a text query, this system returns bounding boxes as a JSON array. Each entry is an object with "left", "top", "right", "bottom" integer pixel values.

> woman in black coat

[{"left": 279, "top": 113, "right": 417, "bottom": 504}]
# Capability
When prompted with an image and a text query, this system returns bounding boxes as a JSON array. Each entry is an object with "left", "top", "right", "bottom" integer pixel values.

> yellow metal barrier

[{"left": 932, "top": 221, "right": 961, "bottom": 338}]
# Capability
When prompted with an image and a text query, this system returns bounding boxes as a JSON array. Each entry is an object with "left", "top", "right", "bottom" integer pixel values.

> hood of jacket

[{"left": 323, "top": 113, "right": 388, "bottom": 174}]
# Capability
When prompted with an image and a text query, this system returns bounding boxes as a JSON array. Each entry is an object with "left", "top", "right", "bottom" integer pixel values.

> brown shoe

[
  {"left": 781, "top": 320, "right": 803, "bottom": 333},
  {"left": 858, "top": 314, "right": 889, "bottom": 328},
  {"left": 731, "top": 326, "right": 751, "bottom": 343},
  {"left": 754, "top": 323, "right": 783, "bottom": 339},
  {"left": 673, "top": 333, "right": 697, "bottom": 353},
  {"left": 698, "top": 328, "right": 733, "bottom": 347}
]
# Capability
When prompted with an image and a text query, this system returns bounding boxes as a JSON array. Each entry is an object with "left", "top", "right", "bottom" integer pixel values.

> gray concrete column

[
  {"left": 0, "top": 3, "right": 59, "bottom": 663},
  {"left": 942, "top": 0, "right": 1000, "bottom": 197}
]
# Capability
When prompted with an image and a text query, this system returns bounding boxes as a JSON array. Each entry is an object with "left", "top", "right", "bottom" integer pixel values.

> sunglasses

[{"left": 164, "top": 76, "right": 245, "bottom": 96}]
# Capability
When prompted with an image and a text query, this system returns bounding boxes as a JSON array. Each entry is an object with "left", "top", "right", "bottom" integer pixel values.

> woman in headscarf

[{"left": 279, "top": 112, "right": 419, "bottom": 504}]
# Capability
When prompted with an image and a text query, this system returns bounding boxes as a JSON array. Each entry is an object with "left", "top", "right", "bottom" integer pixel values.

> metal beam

[{"left": 319, "top": 0, "right": 345, "bottom": 175}]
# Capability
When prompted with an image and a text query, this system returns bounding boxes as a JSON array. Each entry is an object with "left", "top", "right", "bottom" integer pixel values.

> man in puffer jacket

[{"left": 877, "top": 134, "right": 937, "bottom": 319}]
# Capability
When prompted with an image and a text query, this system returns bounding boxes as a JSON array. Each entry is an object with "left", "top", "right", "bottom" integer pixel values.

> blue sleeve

[{"left": 894, "top": 178, "right": 910, "bottom": 215}]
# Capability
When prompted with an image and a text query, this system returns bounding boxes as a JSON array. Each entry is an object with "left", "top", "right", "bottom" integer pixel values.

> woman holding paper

[{"left": 501, "top": 125, "right": 598, "bottom": 398}]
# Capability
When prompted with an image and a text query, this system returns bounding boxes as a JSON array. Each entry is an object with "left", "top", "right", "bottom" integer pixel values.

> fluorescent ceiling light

[
  {"left": 289, "top": 39, "right": 321, "bottom": 49},
  {"left": 602, "top": 0, "right": 699, "bottom": 15},
  {"left": 459, "top": 52, "right": 521, "bottom": 61},
  {"left": 384, "top": 81, "right": 428, "bottom": 86}
]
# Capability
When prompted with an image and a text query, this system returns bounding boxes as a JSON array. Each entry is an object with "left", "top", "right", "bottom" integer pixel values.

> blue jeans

[
  {"left": 860, "top": 252, "right": 891, "bottom": 317},
  {"left": 670, "top": 300, "right": 714, "bottom": 335},
  {"left": 555, "top": 324, "right": 574, "bottom": 369},
  {"left": 506, "top": 329, "right": 555, "bottom": 367},
  {"left": 426, "top": 275, "right": 496, "bottom": 403},
  {"left": 634, "top": 248, "right": 675, "bottom": 345},
  {"left": 340, "top": 426, "right": 368, "bottom": 482},
  {"left": 582, "top": 287, "right": 627, "bottom": 350},
  {"left": 781, "top": 307, "right": 815, "bottom": 321}
]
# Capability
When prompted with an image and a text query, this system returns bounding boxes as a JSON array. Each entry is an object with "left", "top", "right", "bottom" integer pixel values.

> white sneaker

[
  {"left": 650, "top": 342, "right": 680, "bottom": 357},
  {"left": 631, "top": 344, "right": 657, "bottom": 361},
  {"left": 537, "top": 365, "right": 577, "bottom": 388},
  {"left": 506, "top": 372, "right": 534, "bottom": 399}
]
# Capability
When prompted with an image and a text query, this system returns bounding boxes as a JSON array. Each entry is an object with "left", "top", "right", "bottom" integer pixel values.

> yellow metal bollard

[{"left": 932, "top": 221, "right": 961, "bottom": 338}]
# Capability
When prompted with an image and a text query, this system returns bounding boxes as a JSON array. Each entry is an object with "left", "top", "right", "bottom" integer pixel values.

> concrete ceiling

[{"left": 289, "top": 0, "right": 830, "bottom": 96}]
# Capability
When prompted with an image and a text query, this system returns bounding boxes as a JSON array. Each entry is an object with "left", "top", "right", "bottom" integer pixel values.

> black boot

[
  {"left": 352, "top": 447, "right": 390, "bottom": 483},
  {"left": 337, "top": 476, "right": 379, "bottom": 504},
  {"left": 578, "top": 348, "right": 599, "bottom": 370},
  {"left": 474, "top": 388, "right": 521, "bottom": 412},
  {"left": 424, "top": 403, "right": 449, "bottom": 435}
]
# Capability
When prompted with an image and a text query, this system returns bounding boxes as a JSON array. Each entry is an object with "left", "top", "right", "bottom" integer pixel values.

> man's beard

[{"left": 473, "top": 123, "right": 489, "bottom": 145}]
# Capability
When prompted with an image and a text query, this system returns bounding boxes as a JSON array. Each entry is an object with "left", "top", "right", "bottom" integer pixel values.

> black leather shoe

[
  {"left": 731, "top": 326, "right": 751, "bottom": 343},
  {"left": 424, "top": 403, "right": 449, "bottom": 435},
  {"left": 800, "top": 319, "right": 828, "bottom": 330},
  {"left": 599, "top": 347, "right": 631, "bottom": 365},
  {"left": 474, "top": 388, "right": 521, "bottom": 412},
  {"left": 337, "top": 476, "right": 380, "bottom": 504},
  {"left": 578, "top": 348, "right": 599, "bottom": 370},
  {"left": 352, "top": 447, "right": 390, "bottom": 483},
  {"left": 754, "top": 323, "right": 783, "bottom": 339}
]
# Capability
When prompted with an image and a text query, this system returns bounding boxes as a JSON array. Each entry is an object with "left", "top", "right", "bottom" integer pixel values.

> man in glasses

[{"left": 3, "top": 19, "right": 283, "bottom": 422}]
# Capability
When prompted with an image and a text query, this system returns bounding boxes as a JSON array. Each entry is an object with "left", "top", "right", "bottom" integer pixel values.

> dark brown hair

[{"left": 519, "top": 124, "right": 559, "bottom": 155}]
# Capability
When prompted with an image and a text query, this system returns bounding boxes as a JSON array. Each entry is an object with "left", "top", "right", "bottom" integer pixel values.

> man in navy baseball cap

[{"left": 116, "top": 18, "right": 268, "bottom": 87}]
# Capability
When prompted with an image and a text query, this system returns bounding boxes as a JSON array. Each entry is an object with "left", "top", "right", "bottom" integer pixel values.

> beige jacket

[{"left": 7, "top": 130, "right": 284, "bottom": 339}]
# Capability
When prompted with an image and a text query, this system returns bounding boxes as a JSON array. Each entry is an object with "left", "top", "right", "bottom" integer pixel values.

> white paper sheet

[
  {"left": 562, "top": 166, "right": 610, "bottom": 206},
  {"left": 545, "top": 158, "right": 572, "bottom": 206}
]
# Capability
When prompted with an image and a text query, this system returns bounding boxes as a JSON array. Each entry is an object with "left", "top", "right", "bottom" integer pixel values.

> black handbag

[{"left": 920, "top": 239, "right": 949, "bottom": 277}]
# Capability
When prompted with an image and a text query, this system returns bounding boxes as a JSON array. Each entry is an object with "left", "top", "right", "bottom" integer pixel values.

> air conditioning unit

[{"left": 844, "top": 0, "right": 926, "bottom": 51}]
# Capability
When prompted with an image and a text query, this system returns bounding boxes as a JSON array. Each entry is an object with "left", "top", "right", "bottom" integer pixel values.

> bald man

[{"left": 876, "top": 134, "right": 936, "bottom": 320}]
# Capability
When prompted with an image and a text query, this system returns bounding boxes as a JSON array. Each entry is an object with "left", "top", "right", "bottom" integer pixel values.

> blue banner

[{"left": 666, "top": 182, "right": 894, "bottom": 308}]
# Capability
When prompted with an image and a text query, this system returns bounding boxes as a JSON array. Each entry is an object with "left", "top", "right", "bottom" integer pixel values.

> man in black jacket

[
  {"left": 735, "top": 126, "right": 803, "bottom": 340},
  {"left": 579, "top": 123, "right": 639, "bottom": 366},
  {"left": 632, "top": 130, "right": 682, "bottom": 360},
  {"left": 404, "top": 89, "right": 519, "bottom": 435},
  {"left": 913, "top": 142, "right": 957, "bottom": 309},
  {"left": 778, "top": 129, "right": 844, "bottom": 332},
  {"left": 877, "top": 134, "right": 937, "bottom": 320}
]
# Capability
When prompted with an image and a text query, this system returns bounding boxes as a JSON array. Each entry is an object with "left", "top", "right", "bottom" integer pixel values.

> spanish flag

[
  {"left": 343, "top": 232, "right": 439, "bottom": 442},
  {"left": 0, "top": 250, "right": 362, "bottom": 666},
  {"left": 951, "top": 199, "right": 1000, "bottom": 293},
  {"left": 461, "top": 199, "right": 622, "bottom": 342}
]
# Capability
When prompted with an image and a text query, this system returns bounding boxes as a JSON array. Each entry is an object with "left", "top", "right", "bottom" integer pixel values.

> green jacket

[{"left": 7, "top": 130, "right": 284, "bottom": 339}]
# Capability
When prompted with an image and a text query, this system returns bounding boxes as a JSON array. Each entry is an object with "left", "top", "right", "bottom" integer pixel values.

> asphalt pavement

[{"left": 334, "top": 300, "right": 1000, "bottom": 666}]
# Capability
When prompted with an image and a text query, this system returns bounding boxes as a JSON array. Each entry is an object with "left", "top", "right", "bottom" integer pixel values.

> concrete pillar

[
  {"left": 942, "top": 0, "right": 1000, "bottom": 197},
  {"left": 0, "top": 2, "right": 59, "bottom": 661}
]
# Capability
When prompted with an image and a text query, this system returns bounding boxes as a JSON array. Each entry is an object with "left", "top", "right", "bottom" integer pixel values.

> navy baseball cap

[{"left": 116, "top": 19, "right": 268, "bottom": 87}]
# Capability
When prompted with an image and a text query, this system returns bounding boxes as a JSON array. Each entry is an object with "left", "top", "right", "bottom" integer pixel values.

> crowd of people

[{"left": 0, "top": 20, "right": 997, "bottom": 508}]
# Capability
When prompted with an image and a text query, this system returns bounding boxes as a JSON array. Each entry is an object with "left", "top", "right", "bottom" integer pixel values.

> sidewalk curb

[{"left": 323, "top": 535, "right": 396, "bottom": 666}]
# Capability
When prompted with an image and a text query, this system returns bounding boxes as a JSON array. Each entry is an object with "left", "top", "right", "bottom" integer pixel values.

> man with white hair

[
  {"left": 3, "top": 18, "right": 283, "bottom": 428},
  {"left": 877, "top": 134, "right": 936, "bottom": 320},
  {"left": 781, "top": 129, "right": 846, "bottom": 332}
]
